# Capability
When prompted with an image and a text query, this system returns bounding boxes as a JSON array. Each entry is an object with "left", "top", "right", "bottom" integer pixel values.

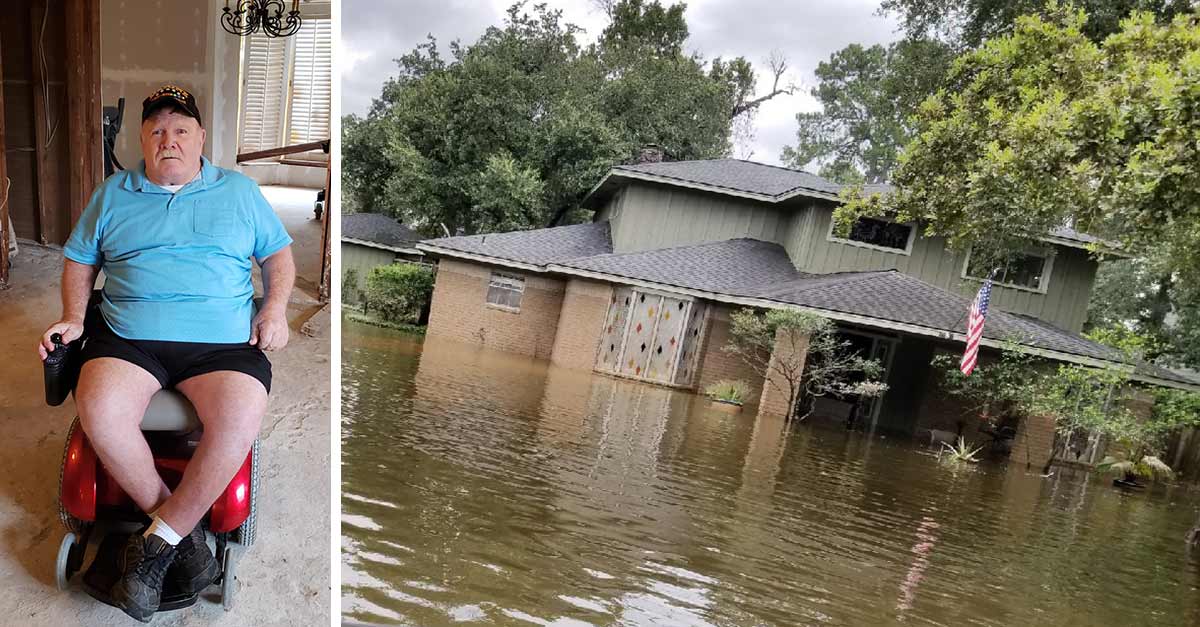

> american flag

[{"left": 960, "top": 278, "right": 993, "bottom": 376}]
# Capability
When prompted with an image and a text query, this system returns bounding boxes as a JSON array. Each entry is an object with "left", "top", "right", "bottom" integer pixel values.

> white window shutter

[
  {"left": 239, "top": 32, "right": 288, "bottom": 154},
  {"left": 286, "top": 18, "right": 332, "bottom": 161}
]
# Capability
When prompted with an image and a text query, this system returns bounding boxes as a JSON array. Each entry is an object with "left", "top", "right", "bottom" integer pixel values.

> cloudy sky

[{"left": 342, "top": 0, "right": 900, "bottom": 166}]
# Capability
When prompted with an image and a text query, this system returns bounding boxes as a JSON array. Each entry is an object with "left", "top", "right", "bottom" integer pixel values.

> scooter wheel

[
  {"left": 56, "top": 532, "right": 80, "bottom": 591},
  {"left": 220, "top": 546, "right": 236, "bottom": 611}
]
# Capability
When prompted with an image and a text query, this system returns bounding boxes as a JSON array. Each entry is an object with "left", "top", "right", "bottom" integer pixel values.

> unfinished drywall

[{"left": 100, "top": 0, "right": 239, "bottom": 171}]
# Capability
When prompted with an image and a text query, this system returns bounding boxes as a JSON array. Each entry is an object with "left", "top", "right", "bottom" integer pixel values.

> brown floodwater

[{"left": 342, "top": 320, "right": 1200, "bottom": 626}]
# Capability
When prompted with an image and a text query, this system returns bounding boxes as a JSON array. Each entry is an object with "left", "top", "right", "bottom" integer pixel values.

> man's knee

[
  {"left": 76, "top": 386, "right": 144, "bottom": 435},
  {"left": 74, "top": 359, "right": 160, "bottom": 436}
]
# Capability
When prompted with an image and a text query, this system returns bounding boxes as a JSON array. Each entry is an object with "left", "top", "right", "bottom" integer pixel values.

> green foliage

[
  {"left": 725, "top": 308, "right": 887, "bottom": 420},
  {"left": 705, "top": 379, "right": 749, "bottom": 405},
  {"left": 880, "top": 0, "right": 1192, "bottom": 48},
  {"left": 364, "top": 263, "right": 435, "bottom": 324},
  {"left": 940, "top": 437, "right": 984, "bottom": 464},
  {"left": 839, "top": 7, "right": 1200, "bottom": 293},
  {"left": 931, "top": 348, "right": 1040, "bottom": 423},
  {"left": 1097, "top": 453, "right": 1174, "bottom": 481},
  {"left": 931, "top": 342, "right": 1200, "bottom": 480},
  {"left": 342, "top": 268, "right": 360, "bottom": 304},
  {"left": 346, "top": 312, "right": 427, "bottom": 336},
  {"left": 782, "top": 39, "right": 954, "bottom": 183},
  {"left": 344, "top": 1, "right": 781, "bottom": 236},
  {"left": 1086, "top": 258, "right": 1200, "bottom": 369}
]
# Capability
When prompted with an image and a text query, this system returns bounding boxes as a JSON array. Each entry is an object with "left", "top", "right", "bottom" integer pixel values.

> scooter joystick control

[{"left": 44, "top": 333, "right": 74, "bottom": 406}]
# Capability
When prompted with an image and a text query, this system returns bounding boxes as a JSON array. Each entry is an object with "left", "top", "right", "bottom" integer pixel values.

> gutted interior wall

[
  {"left": 100, "top": 0, "right": 238, "bottom": 171},
  {"left": 2, "top": 1, "right": 74, "bottom": 243}
]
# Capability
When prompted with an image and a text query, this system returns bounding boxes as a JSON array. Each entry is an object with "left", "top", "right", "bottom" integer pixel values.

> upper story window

[
  {"left": 828, "top": 216, "right": 915, "bottom": 254},
  {"left": 486, "top": 273, "right": 525, "bottom": 310},
  {"left": 964, "top": 249, "right": 1052, "bottom": 292}
]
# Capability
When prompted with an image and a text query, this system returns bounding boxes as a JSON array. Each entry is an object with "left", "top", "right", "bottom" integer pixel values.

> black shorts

[{"left": 80, "top": 314, "right": 272, "bottom": 393}]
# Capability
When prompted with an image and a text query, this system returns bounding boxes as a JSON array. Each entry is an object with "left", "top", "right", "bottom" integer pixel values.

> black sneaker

[
  {"left": 168, "top": 525, "right": 219, "bottom": 594},
  {"left": 110, "top": 533, "right": 176, "bottom": 623}
]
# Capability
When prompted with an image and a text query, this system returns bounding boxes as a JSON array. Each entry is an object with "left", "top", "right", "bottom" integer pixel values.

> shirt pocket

[{"left": 193, "top": 201, "right": 237, "bottom": 237}]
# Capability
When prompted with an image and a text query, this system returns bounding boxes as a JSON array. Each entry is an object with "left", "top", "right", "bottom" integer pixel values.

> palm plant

[{"left": 939, "top": 437, "right": 983, "bottom": 464}]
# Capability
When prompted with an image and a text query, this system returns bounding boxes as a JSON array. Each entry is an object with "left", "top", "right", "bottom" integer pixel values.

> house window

[
  {"left": 486, "top": 273, "right": 525, "bottom": 310},
  {"left": 964, "top": 249, "right": 1051, "bottom": 292},
  {"left": 830, "top": 216, "right": 914, "bottom": 253},
  {"left": 238, "top": 5, "right": 331, "bottom": 162}
]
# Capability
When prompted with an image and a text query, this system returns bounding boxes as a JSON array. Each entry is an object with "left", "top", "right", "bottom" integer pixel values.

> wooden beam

[
  {"left": 319, "top": 163, "right": 331, "bottom": 302},
  {"left": 0, "top": 29, "right": 9, "bottom": 289},
  {"left": 64, "top": 0, "right": 101, "bottom": 229},
  {"left": 236, "top": 140, "right": 330, "bottom": 163},
  {"left": 30, "top": 0, "right": 52, "bottom": 245}
]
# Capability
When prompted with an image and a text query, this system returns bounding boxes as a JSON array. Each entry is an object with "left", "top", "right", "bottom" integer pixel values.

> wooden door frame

[{"left": 1, "top": 30, "right": 9, "bottom": 289}]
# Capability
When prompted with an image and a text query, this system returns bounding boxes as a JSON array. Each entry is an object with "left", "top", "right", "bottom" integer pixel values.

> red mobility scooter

[{"left": 46, "top": 296, "right": 260, "bottom": 612}]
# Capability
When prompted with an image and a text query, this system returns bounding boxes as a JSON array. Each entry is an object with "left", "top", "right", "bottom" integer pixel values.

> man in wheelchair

[{"left": 37, "top": 84, "right": 294, "bottom": 622}]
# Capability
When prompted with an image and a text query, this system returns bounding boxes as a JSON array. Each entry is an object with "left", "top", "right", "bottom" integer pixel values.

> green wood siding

[
  {"left": 594, "top": 183, "right": 1098, "bottom": 332},
  {"left": 341, "top": 242, "right": 397, "bottom": 304},
  {"left": 795, "top": 206, "right": 1097, "bottom": 332},
  {"left": 603, "top": 182, "right": 789, "bottom": 253}
]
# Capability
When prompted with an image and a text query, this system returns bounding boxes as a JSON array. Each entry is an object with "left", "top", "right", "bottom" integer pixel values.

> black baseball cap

[{"left": 141, "top": 84, "right": 203, "bottom": 126}]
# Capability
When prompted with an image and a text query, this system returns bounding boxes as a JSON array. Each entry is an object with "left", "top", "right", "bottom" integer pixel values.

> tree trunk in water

[
  {"left": 1189, "top": 510, "right": 1200, "bottom": 548},
  {"left": 1042, "top": 439, "right": 1064, "bottom": 475}
]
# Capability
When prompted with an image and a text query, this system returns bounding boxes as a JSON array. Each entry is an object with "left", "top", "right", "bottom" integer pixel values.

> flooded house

[
  {"left": 415, "top": 157, "right": 1200, "bottom": 466},
  {"left": 341, "top": 212, "right": 424, "bottom": 305}
]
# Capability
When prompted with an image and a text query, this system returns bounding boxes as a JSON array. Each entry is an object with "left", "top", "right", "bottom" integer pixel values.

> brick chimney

[{"left": 637, "top": 144, "right": 664, "bottom": 164}]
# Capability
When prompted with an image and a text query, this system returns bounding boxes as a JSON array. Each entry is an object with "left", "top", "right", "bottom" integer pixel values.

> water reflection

[{"left": 343, "top": 321, "right": 1200, "bottom": 626}]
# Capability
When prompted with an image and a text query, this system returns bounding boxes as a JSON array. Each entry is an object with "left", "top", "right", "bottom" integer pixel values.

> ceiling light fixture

[{"left": 221, "top": 0, "right": 302, "bottom": 38}]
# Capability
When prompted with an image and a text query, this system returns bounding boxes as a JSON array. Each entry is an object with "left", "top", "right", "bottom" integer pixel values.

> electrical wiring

[{"left": 41, "top": 0, "right": 61, "bottom": 149}]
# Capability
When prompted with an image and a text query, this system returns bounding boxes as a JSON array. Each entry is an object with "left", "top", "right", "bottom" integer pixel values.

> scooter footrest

[{"left": 81, "top": 532, "right": 199, "bottom": 612}]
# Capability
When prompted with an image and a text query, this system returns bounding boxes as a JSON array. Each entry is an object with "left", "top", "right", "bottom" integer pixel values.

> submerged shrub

[
  {"left": 365, "top": 263, "right": 435, "bottom": 324},
  {"left": 705, "top": 380, "right": 749, "bottom": 404}
]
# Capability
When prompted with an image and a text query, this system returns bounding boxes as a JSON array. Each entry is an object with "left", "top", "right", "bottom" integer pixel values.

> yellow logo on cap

[{"left": 151, "top": 84, "right": 191, "bottom": 101}]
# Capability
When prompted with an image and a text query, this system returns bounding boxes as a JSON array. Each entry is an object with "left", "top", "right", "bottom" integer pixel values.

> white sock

[{"left": 144, "top": 515, "right": 183, "bottom": 546}]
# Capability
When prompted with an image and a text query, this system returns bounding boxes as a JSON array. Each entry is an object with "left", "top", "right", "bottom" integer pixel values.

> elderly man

[{"left": 38, "top": 85, "right": 294, "bottom": 622}]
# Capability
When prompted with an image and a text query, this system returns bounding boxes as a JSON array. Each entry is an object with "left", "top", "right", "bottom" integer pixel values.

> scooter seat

[{"left": 140, "top": 389, "right": 201, "bottom": 432}]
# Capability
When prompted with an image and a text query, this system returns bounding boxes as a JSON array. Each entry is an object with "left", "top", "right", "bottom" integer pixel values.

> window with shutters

[
  {"left": 237, "top": 4, "right": 331, "bottom": 163},
  {"left": 286, "top": 17, "right": 331, "bottom": 161}
]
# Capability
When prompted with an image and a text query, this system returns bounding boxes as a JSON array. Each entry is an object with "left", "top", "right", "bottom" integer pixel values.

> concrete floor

[{"left": 0, "top": 186, "right": 331, "bottom": 625}]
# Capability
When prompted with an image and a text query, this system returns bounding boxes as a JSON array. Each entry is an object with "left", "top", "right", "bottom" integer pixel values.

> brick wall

[
  {"left": 694, "top": 305, "right": 765, "bottom": 405},
  {"left": 759, "top": 328, "right": 810, "bottom": 418},
  {"left": 550, "top": 279, "right": 613, "bottom": 370},
  {"left": 425, "top": 259, "right": 565, "bottom": 360},
  {"left": 1010, "top": 414, "right": 1057, "bottom": 470}
]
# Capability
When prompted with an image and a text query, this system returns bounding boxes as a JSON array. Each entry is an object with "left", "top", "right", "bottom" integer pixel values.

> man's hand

[
  {"left": 39, "top": 320, "right": 85, "bottom": 361},
  {"left": 249, "top": 309, "right": 289, "bottom": 351}
]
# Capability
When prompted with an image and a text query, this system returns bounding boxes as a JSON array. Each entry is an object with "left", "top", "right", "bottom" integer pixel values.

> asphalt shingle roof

[
  {"left": 555, "top": 237, "right": 1197, "bottom": 387},
  {"left": 611, "top": 161, "right": 1116, "bottom": 251},
  {"left": 342, "top": 213, "right": 421, "bottom": 249},
  {"left": 421, "top": 221, "right": 612, "bottom": 266},
  {"left": 616, "top": 159, "right": 841, "bottom": 199}
]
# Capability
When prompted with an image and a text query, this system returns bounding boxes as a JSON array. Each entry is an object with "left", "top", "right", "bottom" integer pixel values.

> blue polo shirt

[{"left": 63, "top": 157, "right": 292, "bottom": 343}]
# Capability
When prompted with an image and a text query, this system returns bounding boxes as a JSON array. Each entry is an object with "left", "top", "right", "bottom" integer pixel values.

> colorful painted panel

[
  {"left": 595, "top": 287, "right": 634, "bottom": 373},
  {"left": 621, "top": 291, "right": 662, "bottom": 378},
  {"left": 673, "top": 301, "right": 708, "bottom": 386},
  {"left": 645, "top": 297, "right": 687, "bottom": 383}
]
